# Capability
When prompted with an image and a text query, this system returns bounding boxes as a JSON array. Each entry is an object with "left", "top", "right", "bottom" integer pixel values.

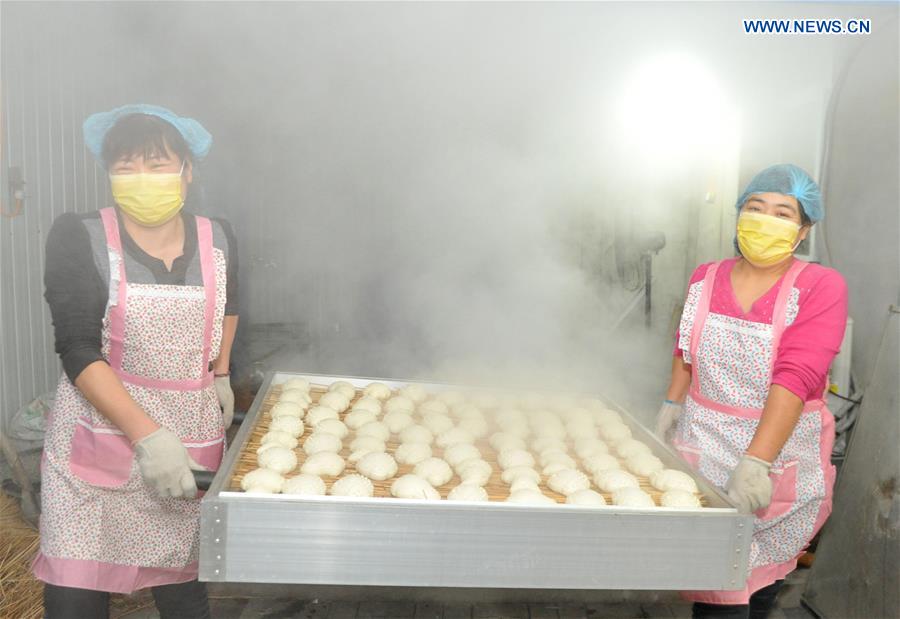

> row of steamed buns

[{"left": 241, "top": 378, "right": 701, "bottom": 508}]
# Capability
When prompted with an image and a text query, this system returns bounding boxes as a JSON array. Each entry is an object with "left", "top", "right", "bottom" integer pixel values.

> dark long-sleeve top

[{"left": 44, "top": 209, "right": 239, "bottom": 383}]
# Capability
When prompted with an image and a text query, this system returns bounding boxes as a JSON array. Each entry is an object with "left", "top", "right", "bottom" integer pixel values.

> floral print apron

[
  {"left": 33, "top": 207, "right": 226, "bottom": 594},
  {"left": 672, "top": 258, "right": 836, "bottom": 604}
]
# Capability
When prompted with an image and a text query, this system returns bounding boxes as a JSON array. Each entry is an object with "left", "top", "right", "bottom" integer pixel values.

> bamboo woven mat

[{"left": 228, "top": 384, "right": 708, "bottom": 507}]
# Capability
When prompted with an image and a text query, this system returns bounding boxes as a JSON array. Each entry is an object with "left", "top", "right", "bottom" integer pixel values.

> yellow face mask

[
  {"left": 109, "top": 163, "right": 185, "bottom": 226},
  {"left": 736, "top": 211, "right": 802, "bottom": 267}
]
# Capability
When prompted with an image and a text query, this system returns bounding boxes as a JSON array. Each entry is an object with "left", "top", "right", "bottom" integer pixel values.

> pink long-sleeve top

[{"left": 674, "top": 257, "right": 848, "bottom": 402}]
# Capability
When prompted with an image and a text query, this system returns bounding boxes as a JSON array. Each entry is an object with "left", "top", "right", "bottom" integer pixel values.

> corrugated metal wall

[{"left": 0, "top": 5, "right": 128, "bottom": 428}]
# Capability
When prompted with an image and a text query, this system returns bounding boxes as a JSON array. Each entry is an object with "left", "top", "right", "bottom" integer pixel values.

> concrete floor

[{"left": 118, "top": 568, "right": 818, "bottom": 619}]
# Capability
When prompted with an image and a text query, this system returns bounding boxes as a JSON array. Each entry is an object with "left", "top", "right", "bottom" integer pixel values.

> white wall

[{"left": 818, "top": 22, "right": 900, "bottom": 388}]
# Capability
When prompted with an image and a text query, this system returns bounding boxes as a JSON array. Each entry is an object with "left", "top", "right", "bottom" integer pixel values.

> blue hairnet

[
  {"left": 83, "top": 104, "right": 212, "bottom": 164},
  {"left": 735, "top": 164, "right": 823, "bottom": 223}
]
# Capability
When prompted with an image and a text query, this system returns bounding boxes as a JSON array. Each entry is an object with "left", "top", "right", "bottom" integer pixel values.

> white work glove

[
  {"left": 214, "top": 375, "right": 235, "bottom": 429},
  {"left": 726, "top": 455, "right": 773, "bottom": 514},
  {"left": 135, "top": 428, "right": 205, "bottom": 499},
  {"left": 654, "top": 400, "right": 683, "bottom": 440}
]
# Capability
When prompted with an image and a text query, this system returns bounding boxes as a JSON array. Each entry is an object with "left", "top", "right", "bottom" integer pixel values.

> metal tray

[{"left": 199, "top": 371, "right": 753, "bottom": 590}]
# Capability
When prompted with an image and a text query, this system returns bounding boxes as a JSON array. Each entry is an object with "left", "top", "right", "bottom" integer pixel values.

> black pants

[
  {"left": 44, "top": 580, "right": 211, "bottom": 619},
  {"left": 692, "top": 580, "right": 784, "bottom": 619}
]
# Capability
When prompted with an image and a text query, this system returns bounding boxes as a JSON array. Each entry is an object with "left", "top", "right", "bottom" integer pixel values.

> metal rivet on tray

[{"left": 215, "top": 538, "right": 220, "bottom": 543}]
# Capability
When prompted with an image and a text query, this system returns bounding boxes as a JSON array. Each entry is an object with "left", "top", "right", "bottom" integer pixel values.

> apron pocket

[
  {"left": 69, "top": 419, "right": 135, "bottom": 488},
  {"left": 185, "top": 438, "right": 224, "bottom": 472},
  {"left": 756, "top": 460, "right": 798, "bottom": 521}
]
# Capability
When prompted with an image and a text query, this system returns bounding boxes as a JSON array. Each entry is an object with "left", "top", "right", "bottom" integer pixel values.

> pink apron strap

[
  {"left": 687, "top": 261, "right": 721, "bottom": 383},
  {"left": 195, "top": 216, "right": 217, "bottom": 376},
  {"left": 99, "top": 208, "right": 128, "bottom": 372},
  {"left": 766, "top": 259, "right": 808, "bottom": 376},
  {"left": 99, "top": 209, "right": 218, "bottom": 386}
]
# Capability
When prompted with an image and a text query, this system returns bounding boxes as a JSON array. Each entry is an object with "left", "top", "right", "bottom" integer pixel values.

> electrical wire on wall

[
  {"left": 619, "top": 255, "right": 646, "bottom": 293},
  {"left": 0, "top": 116, "right": 26, "bottom": 218},
  {"left": 0, "top": 200, "right": 24, "bottom": 218},
  {"left": 1, "top": 166, "right": 26, "bottom": 218},
  {"left": 829, "top": 372, "right": 863, "bottom": 461}
]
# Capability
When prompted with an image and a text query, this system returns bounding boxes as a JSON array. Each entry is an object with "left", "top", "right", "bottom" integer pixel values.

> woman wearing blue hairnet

[
  {"left": 33, "top": 105, "right": 239, "bottom": 619},
  {"left": 656, "top": 164, "right": 847, "bottom": 619}
]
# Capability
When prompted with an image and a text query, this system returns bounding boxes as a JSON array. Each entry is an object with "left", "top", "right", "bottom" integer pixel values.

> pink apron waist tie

[
  {"left": 113, "top": 367, "right": 214, "bottom": 391},
  {"left": 688, "top": 389, "right": 826, "bottom": 419}
]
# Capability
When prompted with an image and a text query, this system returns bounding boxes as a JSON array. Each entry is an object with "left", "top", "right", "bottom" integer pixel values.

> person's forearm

[
  {"left": 746, "top": 383, "right": 804, "bottom": 462},
  {"left": 665, "top": 356, "right": 692, "bottom": 403},
  {"left": 212, "top": 315, "right": 239, "bottom": 375},
  {"left": 74, "top": 361, "right": 159, "bottom": 442}
]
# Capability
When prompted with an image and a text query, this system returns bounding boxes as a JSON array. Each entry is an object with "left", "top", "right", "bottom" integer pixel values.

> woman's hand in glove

[
  {"left": 726, "top": 455, "right": 773, "bottom": 514},
  {"left": 654, "top": 400, "right": 683, "bottom": 440},
  {"left": 134, "top": 428, "right": 205, "bottom": 499},
  {"left": 214, "top": 375, "right": 235, "bottom": 429}
]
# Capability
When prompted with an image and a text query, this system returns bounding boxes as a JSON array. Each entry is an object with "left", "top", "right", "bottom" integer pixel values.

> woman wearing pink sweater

[{"left": 656, "top": 164, "right": 848, "bottom": 619}]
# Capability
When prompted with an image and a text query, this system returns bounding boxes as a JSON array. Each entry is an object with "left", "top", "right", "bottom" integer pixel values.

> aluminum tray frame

[{"left": 200, "top": 371, "right": 753, "bottom": 590}]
